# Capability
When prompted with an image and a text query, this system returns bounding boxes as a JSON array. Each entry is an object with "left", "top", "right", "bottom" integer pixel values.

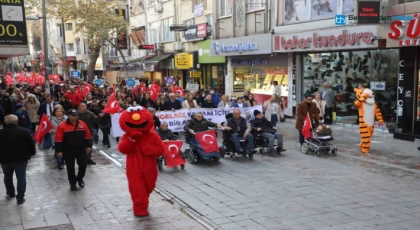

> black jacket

[
  {"left": 250, "top": 117, "right": 275, "bottom": 134},
  {"left": 157, "top": 129, "right": 177, "bottom": 141},
  {"left": 184, "top": 116, "right": 217, "bottom": 135},
  {"left": 202, "top": 99, "right": 216, "bottom": 108},
  {"left": 78, "top": 111, "right": 99, "bottom": 133},
  {"left": 0, "top": 124, "right": 36, "bottom": 163},
  {"left": 0, "top": 105, "right": 5, "bottom": 125},
  {"left": 164, "top": 100, "right": 181, "bottom": 110},
  {"left": 59, "top": 100, "right": 73, "bottom": 112},
  {"left": 153, "top": 115, "right": 161, "bottom": 129},
  {"left": 55, "top": 119, "right": 92, "bottom": 153},
  {"left": 140, "top": 98, "right": 155, "bottom": 108},
  {"left": 153, "top": 103, "right": 165, "bottom": 111},
  {"left": 227, "top": 117, "right": 249, "bottom": 137}
]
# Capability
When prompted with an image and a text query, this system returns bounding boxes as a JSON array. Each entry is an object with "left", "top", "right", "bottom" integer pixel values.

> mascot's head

[
  {"left": 354, "top": 87, "right": 375, "bottom": 104},
  {"left": 119, "top": 106, "right": 154, "bottom": 135}
]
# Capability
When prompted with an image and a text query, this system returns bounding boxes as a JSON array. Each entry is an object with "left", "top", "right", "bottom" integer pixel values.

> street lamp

[{"left": 26, "top": 0, "right": 50, "bottom": 93}]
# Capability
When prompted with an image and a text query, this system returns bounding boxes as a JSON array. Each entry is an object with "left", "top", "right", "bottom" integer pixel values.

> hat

[
  {"left": 67, "top": 109, "right": 79, "bottom": 115},
  {"left": 253, "top": 110, "right": 261, "bottom": 116},
  {"left": 14, "top": 103, "right": 24, "bottom": 111}
]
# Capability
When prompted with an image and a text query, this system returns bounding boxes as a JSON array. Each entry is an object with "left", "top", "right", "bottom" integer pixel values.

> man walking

[
  {"left": 78, "top": 102, "right": 102, "bottom": 165},
  {"left": 0, "top": 115, "right": 36, "bottom": 204},
  {"left": 55, "top": 109, "right": 92, "bottom": 191},
  {"left": 322, "top": 82, "right": 335, "bottom": 125}
]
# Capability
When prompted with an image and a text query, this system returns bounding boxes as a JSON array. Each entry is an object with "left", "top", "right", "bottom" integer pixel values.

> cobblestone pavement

[
  {"left": 96, "top": 119, "right": 420, "bottom": 230},
  {"left": 0, "top": 148, "right": 206, "bottom": 230}
]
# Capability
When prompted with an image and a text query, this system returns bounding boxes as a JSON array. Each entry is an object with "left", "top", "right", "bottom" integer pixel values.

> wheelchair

[
  {"left": 183, "top": 132, "right": 221, "bottom": 164},
  {"left": 253, "top": 132, "right": 283, "bottom": 155},
  {"left": 157, "top": 155, "right": 185, "bottom": 172}
]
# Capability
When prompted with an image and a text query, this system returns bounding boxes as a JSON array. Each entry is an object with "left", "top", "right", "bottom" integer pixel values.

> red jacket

[
  {"left": 64, "top": 92, "right": 82, "bottom": 107},
  {"left": 55, "top": 119, "right": 92, "bottom": 153}
]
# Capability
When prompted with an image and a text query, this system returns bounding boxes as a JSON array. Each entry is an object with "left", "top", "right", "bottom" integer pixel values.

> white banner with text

[{"left": 111, "top": 105, "right": 263, "bottom": 137}]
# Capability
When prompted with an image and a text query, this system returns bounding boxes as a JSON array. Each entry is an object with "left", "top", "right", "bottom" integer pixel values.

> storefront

[
  {"left": 198, "top": 39, "right": 226, "bottom": 94},
  {"left": 273, "top": 25, "right": 399, "bottom": 124},
  {"left": 210, "top": 34, "right": 284, "bottom": 103},
  {"left": 174, "top": 51, "right": 199, "bottom": 89},
  {"left": 143, "top": 54, "right": 173, "bottom": 84},
  {"left": 387, "top": 16, "right": 420, "bottom": 141}
]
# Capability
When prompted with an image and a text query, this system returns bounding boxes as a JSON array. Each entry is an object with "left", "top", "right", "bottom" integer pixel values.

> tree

[{"left": 47, "top": 0, "right": 128, "bottom": 81}]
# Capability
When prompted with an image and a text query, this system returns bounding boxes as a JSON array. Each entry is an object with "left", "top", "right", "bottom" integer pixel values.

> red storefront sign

[
  {"left": 273, "top": 30, "right": 373, "bottom": 51},
  {"left": 388, "top": 13, "right": 420, "bottom": 46},
  {"left": 197, "top": 23, "right": 207, "bottom": 38}
]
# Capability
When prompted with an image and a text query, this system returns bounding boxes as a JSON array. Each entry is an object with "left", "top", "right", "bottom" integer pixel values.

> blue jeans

[
  {"left": 1, "top": 160, "right": 28, "bottom": 200},
  {"left": 271, "top": 114, "right": 278, "bottom": 127},
  {"left": 231, "top": 133, "right": 255, "bottom": 152},
  {"left": 261, "top": 132, "right": 283, "bottom": 149},
  {"left": 93, "top": 128, "right": 99, "bottom": 144}
]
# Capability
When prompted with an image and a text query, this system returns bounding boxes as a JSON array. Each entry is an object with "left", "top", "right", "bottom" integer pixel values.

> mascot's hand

[
  {"left": 118, "top": 134, "right": 136, "bottom": 154},
  {"left": 143, "top": 132, "right": 165, "bottom": 158}
]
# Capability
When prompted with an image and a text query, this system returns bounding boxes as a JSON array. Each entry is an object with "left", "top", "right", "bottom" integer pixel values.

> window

[
  {"left": 65, "top": 23, "right": 73, "bottom": 31},
  {"left": 67, "top": 43, "right": 74, "bottom": 51},
  {"left": 161, "top": 17, "right": 174, "bottom": 42},
  {"left": 246, "top": 0, "right": 264, "bottom": 12},
  {"left": 75, "top": 38, "right": 81, "bottom": 54},
  {"left": 83, "top": 41, "right": 89, "bottom": 54},
  {"left": 184, "top": 19, "right": 194, "bottom": 26},
  {"left": 148, "top": 22, "right": 159, "bottom": 44},
  {"left": 219, "top": 0, "right": 232, "bottom": 17},
  {"left": 207, "top": 14, "right": 212, "bottom": 26}
]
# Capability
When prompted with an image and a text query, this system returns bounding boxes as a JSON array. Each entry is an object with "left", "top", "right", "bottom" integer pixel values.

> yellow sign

[
  {"left": 175, "top": 53, "right": 193, "bottom": 69},
  {"left": 190, "top": 71, "right": 201, "bottom": 78}
]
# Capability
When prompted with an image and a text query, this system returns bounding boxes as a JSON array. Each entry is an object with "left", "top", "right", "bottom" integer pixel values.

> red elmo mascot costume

[{"left": 117, "top": 105, "right": 164, "bottom": 216}]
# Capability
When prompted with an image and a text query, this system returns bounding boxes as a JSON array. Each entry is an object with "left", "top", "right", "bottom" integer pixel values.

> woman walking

[
  {"left": 24, "top": 94, "right": 40, "bottom": 133},
  {"left": 50, "top": 105, "right": 67, "bottom": 169}
]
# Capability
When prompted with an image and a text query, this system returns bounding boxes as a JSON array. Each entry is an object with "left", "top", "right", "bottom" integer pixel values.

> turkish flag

[
  {"left": 195, "top": 130, "right": 219, "bottom": 154},
  {"left": 173, "top": 86, "right": 185, "bottom": 96},
  {"left": 148, "top": 87, "right": 157, "bottom": 101},
  {"left": 151, "top": 82, "right": 161, "bottom": 93},
  {"left": 162, "top": 140, "right": 185, "bottom": 167},
  {"left": 34, "top": 114, "right": 54, "bottom": 143},
  {"left": 102, "top": 94, "right": 122, "bottom": 114},
  {"left": 301, "top": 113, "right": 312, "bottom": 140},
  {"left": 83, "top": 82, "right": 93, "bottom": 93}
]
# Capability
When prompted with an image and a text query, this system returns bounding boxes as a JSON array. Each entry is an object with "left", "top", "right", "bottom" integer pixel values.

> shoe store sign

[
  {"left": 387, "top": 13, "right": 420, "bottom": 46},
  {"left": 272, "top": 26, "right": 377, "bottom": 52}
]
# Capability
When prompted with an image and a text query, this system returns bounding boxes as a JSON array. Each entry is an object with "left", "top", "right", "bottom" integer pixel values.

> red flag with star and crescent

[
  {"left": 162, "top": 140, "right": 185, "bottom": 167},
  {"left": 301, "top": 113, "right": 312, "bottom": 140},
  {"left": 102, "top": 94, "right": 122, "bottom": 114},
  {"left": 195, "top": 130, "right": 219, "bottom": 154},
  {"left": 34, "top": 114, "right": 54, "bottom": 143}
]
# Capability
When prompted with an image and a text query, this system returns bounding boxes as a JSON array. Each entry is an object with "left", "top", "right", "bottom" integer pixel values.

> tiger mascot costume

[{"left": 354, "top": 88, "right": 384, "bottom": 153}]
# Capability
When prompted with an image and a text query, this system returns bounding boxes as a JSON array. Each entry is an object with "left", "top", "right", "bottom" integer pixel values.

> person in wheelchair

[
  {"left": 226, "top": 109, "right": 256, "bottom": 154},
  {"left": 251, "top": 110, "right": 286, "bottom": 153},
  {"left": 184, "top": 112, "right": 223, "bottom": 143},
  {"left": 157, "top": 122, "right": 177, "bottom": 142}
]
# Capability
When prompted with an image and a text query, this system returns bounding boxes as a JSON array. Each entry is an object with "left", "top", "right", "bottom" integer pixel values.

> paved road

[
  {"left": 0, "top": 148, "right": 205, "bottom": 230},
  {"left": 97, "top": 119, "right": 420, "bottom": 230}
]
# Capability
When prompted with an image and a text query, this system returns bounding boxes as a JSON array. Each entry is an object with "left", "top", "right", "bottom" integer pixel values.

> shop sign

[
  {"left": 186, "top": 83, "right": 199, "bottom": 91},
  {"left": 397, "top": 60, "right": 409, "bottom": 116},
  {"left": 0, "top": 0, "right": 28, "bottom": 46},
  {"left": 213, "top": 42, "right": 257, "bottom": 54},
  {"left": 190, "top": 71, "right": 201, "bottom": 78},
  {"left": 370, "top": 81, "right": 385, "bottom": 91},
  {"left": 388, "top": 13, "right": 420, "bottom": 46},
  {"left": 233, "top": 84, "right": 245, "bottom": 92},
  {"left": 251, "top": 67, "right": 287, "bottom": 75},
  {"left": 115, "top": 8, "right": 128, "bottom": 49},
  {"left": 198, "top": 39, "right": 225, "bottom": 64},
  {"left": 175, "top": 53, "right": 193, "bottom": 69},
  {"left": 231, "top": 59, "right": 268, "bottom": 66},
  {"left": 273, "top": 27, "right": 376, "bottom": 52},
  {"left": 184, "top": 23, "right": 209, "bottom": 41}
]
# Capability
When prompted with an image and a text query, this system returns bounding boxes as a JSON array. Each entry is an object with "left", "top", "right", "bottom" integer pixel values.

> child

[
  {"left": 315, "top": 124, "right": 332, "bottom": 137},
  {"left": 14, "top": 104, "right": 32, "bottom": 131}
]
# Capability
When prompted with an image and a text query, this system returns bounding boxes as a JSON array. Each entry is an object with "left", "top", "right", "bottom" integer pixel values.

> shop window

[
  {"left": 219, "top": 0, "right": 232, "bottom": 17},
  {"left": 246, "top": 0, "right": 264, "bottom": 12},
  {"left": 302, "top": 49, "right": 399, "bottom": 123}
]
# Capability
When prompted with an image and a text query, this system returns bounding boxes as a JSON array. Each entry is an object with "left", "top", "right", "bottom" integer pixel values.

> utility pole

[
  {"left": 60, "top": 17, "right": 67, "bottom": 79},
  {"left": 42, "top": 0, "right": 50, "bottom": 93}
]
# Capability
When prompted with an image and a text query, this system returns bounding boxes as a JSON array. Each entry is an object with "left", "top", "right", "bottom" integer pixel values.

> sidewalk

[{"left": 0, "top": 148, "right": 206, "bottom": 230}]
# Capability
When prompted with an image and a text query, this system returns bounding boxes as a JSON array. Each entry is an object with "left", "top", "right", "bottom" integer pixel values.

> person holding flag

[{"left": 295, "top": 94, "right": 320, "bottom": 145}]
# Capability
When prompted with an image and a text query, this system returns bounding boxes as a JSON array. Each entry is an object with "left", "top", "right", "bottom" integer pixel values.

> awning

[
  {"left": 127, "top": 55, "right": 156, "bottom": 63},
  {"left": 143, "top": 54, "right": 173, "bottom": 64}
]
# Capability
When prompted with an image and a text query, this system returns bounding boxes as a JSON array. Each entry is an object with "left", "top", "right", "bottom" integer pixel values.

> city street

[
  {"left": 0, "top": 148, "right": 205, "bottom": 230},
  {"left": 96, "top": 120, "right": 420, "bottom": 230}
]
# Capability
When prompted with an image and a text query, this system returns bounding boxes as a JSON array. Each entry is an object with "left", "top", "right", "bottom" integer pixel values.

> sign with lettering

[
  {"left": 175, "top": 52, "right": 193, "bottom": 69},
  {"left": 273, "top": 26, "right": 378, "bottom": 52},
  {"left": 0, "top": 0, "right": 28, "bottom": 45},
  {"left": 231, "top": 59, "right": 268, "bottom": 66},
  {"left": 357, "top": 1, "right": 381, "bottom": 24},
  {"left": 388, "top": 13, "right": 420, "bottom": 46},
  {"left": 233, "top": 84, "right": 245, "bottom": 92},
  {"left": 210, "top": 34, "right": 272, "bottom": 56},
  {"left": 190, "top": 71, "right": 201, "bottom": 78},
  {"left": 184, "top": 23, "right": 209, "bottom": 41}
]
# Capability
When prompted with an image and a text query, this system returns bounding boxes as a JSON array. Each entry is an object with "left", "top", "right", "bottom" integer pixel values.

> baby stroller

[
  {"left": 301, "top": 130, "right": 337, "bottom": 157},
  {"left": 220, "top": 113, "right": 254, "bottom": 161}
]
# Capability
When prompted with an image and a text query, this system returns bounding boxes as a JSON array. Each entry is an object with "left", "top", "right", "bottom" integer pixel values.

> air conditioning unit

[
  {"left": 173, "top": 42, "right": 183, "bottom": 51},
  {"left": 155, "top": 3, "right": 163, "bottom": 13}
]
